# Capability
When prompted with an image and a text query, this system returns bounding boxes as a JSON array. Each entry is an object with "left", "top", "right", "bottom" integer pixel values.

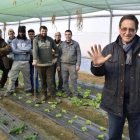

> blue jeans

[
  {"left": 30, "top": 63, "right": 39, "bottom": 90},
  {"left": 108, "top": 102, "right": 140, "bottom": 140}
]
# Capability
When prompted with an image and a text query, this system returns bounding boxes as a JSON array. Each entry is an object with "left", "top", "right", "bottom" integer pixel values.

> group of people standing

[{"left": 0, "top": 25, "right": 81, "bottom": 103}]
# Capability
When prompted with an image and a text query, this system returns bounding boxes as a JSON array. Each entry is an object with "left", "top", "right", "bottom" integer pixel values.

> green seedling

[
  {"left": 34, "top": 104, "right": 39, "bottom": 107},
  {"left": 23, "top": 132, "right": 38, "bottom": 140},
  {"left": 96, "top": 93, "right": 102, "bottom": 102},
  {"left": 61, "top": 109, "right": 67, "bottom": 113},
  {"left": 8, "top": 123, "right": 27, "bottom": 134},
  {"left": 91, "top": 80, "right": 95, "bottom": 86},
  {"left": 100, "top": 126, "right": 106, "bottom": 131},
  {"left": 45, "top": 109, "right": 50, "bottom": 113},
  {"left": 69, "top": 85, "right": 72, "bottom": 91},
  {"left": 1, "top": 120, "right": 8, "bottom": 125},
  {"left": 19, "top": 97, "right": 23, "bottom": 100},
  {"left": 82, "top": 80, "right": 86, "bottom": 84},
  {"left": 41, "top": 101, "right": 45, "bottom": 104},
  {"left": 82, "top": 127, "right": 88, "bottom": 131},
  {"left": 77, "top": 86, "right": 81, "bottom": 94},
  {"left": 39, "top": 78, "right": 41, "bottom": 81},
  {"left": 68, "top": 120, "right": 73, "bottom": 124},
  {"left": 56, "top": 80, "right": 59, "bottom": 87},
  {"left": 26, "top": 94, "right": 30, "bottom": 97},
  {"left": 56, "top": 114, "right": 62, "bottom": 118},
  {"left": 52, "top": 101, "right": 57, "bottom": 105},
  {"left": 26, "top": 100, "right": 32, "bottom": 104},
  {"left": 51, "top": 104, "right": 56, "bottom": 108},
  {"left": 1, "top": 88, "right": 4, "bottom": 91},
  {"left": 68, "top": 97, "right": 71, "bottom": 100},
  {"left": 13, "top": 93, "right": 17, "bottom": 96},
  {"left": 19, "top": 90, "right": 23, "bottom": 93},
  {"left": 122, "top": 134, "right": 125, "bottom": 139},
  {"left": 5, "top": 84, "right": 7, "bottom": 86},
  {"left": 82, "top": 89, "right": 91, "bottom": 98},
  {"left": 73, "top": 116, "right": 78, "bottom": 119},
  {"left": 98, "top": 135, "right": 104, "bottom": 139},
  {"left": 85, "top": 120, "right": 91, "bottom": 125}
]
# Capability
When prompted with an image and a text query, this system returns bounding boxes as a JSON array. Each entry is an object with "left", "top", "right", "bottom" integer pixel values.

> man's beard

[{"left": 40, "top": 34, "right": 47, "bottom": 38}]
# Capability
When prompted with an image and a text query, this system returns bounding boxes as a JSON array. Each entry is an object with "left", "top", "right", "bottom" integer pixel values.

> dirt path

[{"left": 0, "top": 130, "right": 10, "bottom": 140}]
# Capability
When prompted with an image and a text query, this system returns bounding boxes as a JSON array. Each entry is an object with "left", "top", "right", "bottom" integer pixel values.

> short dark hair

[
  {"left": 28, "top": 29, "right": 35, "bottom": 34},
  {"left": 65, "top": 30, "right": 72, "bottom": 35},
  {"left": 119, "top": 14, "right": 139, "bottom": 29},
  {"left": 40, "top": 26, "right": 48, "bottom": 31}
]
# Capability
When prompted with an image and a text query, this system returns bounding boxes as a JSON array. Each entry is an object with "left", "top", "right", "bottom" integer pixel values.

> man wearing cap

[
  {"left": 32, "top": 26, "right": 61, "bottom": 103},
  {"left": 7, "top": 29, "right": 18, "bottom": 88},
  {"left": 0, "top": 29, "right": 11, "bottom": 88},
  {"left": 4, "top": 26, "right": 32, "bottom": 96},
  {"left": 28, "top": 29, "right": 39, "bottom": 94}
]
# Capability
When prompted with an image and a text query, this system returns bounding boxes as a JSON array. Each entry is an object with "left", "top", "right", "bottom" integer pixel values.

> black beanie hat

[{"left": 18, "top": 26, "right": 26, "bottom": 33}]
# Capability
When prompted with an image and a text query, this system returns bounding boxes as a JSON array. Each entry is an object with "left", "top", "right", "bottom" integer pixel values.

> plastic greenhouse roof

[{"left": 1, "top": 0, "right": 140, "bottom": 22}]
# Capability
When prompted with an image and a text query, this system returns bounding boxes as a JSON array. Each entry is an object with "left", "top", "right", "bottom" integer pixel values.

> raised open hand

[{"left": 87, "top": 44, "right": 112, "bottom": 66}]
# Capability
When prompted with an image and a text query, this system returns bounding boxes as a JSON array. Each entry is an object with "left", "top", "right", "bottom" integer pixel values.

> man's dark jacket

[{"left": 91, "top": 35, "right": 140, "bottom": 117}]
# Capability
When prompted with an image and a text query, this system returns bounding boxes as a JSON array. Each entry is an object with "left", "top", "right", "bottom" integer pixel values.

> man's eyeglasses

[{"left": 120, "top": 27, "right": 136, "bottom": 33}]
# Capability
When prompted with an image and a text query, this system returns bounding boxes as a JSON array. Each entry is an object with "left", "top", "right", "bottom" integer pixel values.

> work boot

[
  {"left": 51, "top": 95, "right": 62, "bottom": 104},
  {"left": 41, "top": 94, "right": 47, "bottom": 101},
  {"left": 4, "top": 91, "right": 13, "bottom": 97}
]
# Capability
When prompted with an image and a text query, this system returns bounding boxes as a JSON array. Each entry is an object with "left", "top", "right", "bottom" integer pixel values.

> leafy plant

[
  {"left": 34, "top": 104, "right": 39, "bottom": 107},
  {"left": 68, "top": 120, "right": 73, "bottom": 124},
  {"left": 61, "top": 109, "right": 67, "bottom": 113},
  {"left": 100, "top": 126, "right": 105, "bottom": 131},
  {"left": 88, "top": 98, "right": 100, "bottom": 109},
  {"left": 1, "top": 120, "right": 8, "bottom": 125},
  {"left": 68, "top": 97, "right": 71, "bottom": 100},
  {"left": 82, "top": 80, "right": 86, "bottom": 84},
  {"left": 41, "top": 101, "right": 45, "bottom": 104},
  {"left": 52, "top": 101, "right": 57, "bottom": 105},
  {"left": 91, "top": 80, "right": 95, "bottom": 86},
  {"left": 51, "top": 104, "right": 56, "bottom": 108},
  {"left": 85, "top": 120, "right": 91, "bottom": 125},
  {"left": 98, "top": 135, "right": 104, "bottom": 139},
  {"left": 45, "top": 109, "right": 50, "bottom": 113},
  {"left": 82, "top": 89, "right": 91, "bottom": 98},
  {"left": 23, "top": 132, "right": 38, "bottom": 140},
  {"left": 96, "top": 93, "right": 102, "bottom": 102},
  {"left": 19, "top": 97, "right": 23, "bottom": 100},
  {"left": 73, "top": 116, "right": 78, "bottom": 119},
  {"left": 26, "top": 94, "right": 30, "bottom": 97},
  {"left": 8, "top": 123, "right": 27, "bottom": 134},
  {"left": 19, "top": 90, "right": 23, "bottom": 93},
  {"left": 77, "top": 86, "right": 81, "bottom": 94},
  {"left": 1, "top": 88, "right": 4, "bottom": 91},
  {"left": 56, "top": 114, "right": 62, "bottom": 118},
  {"left": 26, "top": 100, "right": 32, "bottom": 104},
  {"left": 56, "top": 91, "right": 65, "bottom": 97},
  {"left": 122, "top": 134, "right": 125, "bottom": 139},
  {"left": 82, "top": 127, "right": 87, "bottom": 131},
  {"left": 69, "top": 85, "right": 72, "bottom": 91},
  {"left": 56, "top": 80, "right": 59, "bottom": 87},
  {"left": 13, "top": 93, "right": 17, "bottom": 96}
]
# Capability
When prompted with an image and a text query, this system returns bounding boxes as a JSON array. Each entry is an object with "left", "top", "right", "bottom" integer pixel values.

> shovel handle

[{"left": 34, "top": 66, "right": 36, "bottom": 101}]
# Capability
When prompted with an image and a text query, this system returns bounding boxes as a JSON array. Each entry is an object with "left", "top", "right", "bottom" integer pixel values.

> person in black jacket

[{"left": 88, "top": 15, "right": 140, "bottom": 140}]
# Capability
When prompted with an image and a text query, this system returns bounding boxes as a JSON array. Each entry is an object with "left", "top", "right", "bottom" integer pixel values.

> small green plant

[
  {"left": 1, "top": 88, "right": 4, "bottom": 91},
  {"left": 68, "top": 120, "right": 73, "bottom": 124},
  {"left": 69, "top": 85, "right": 72, "bottom": 91},
  {"left": 96, "top": 93, "right": 102, "bottom": 102},
  {"left": 1, "top": 120, "right": 8, "bottom": 125},
  {"left": 77, "top": 86, "right": 81, "bottom": 94},
  {"left": 26, "top": 94, "right": 30, "bottom": 97},
  {"left": 52, "top": 101, "right": 57, "bottom": 105},
  {"left": 82, "top": 127, "right": 87, "bottom": 131},
  {"left": 41, "top": 101, "right": 45, "bottom": 104},
  {"left": 98, "top": 135, "right": 104, "bottom": 139},
  {"left": 51, "top": 104, "right": 56, "bottom": 108},
  {"left": 26, "top": 100, "right": 32, "bottom": 104},
  {"left": 82, "top": 89, "right": 91, "bottom": 98},
  {"left": 91, "top": 80, "right": 95, "bottom": 86},
  {"left": 100, "top": 126, "right": 105, "bottom": 131},
  {"left": 56, "top": 91, "right": 65, "bottom": 97},
  {"left": 19, "top": 90, "right": 23, "bottom": 93},
  {"left": 8, "top": 123, "right": 27, "bottom": 134},
  {"left": 85, "top": 120, "right": 91, "bottom": 125},
  {"left": 45, "top": 109, "right": 50, "bottom": 113},
  {"left": 18, "top": 97, "right": 23, "bottom": 100},
  {"left": 73, "top": 116, "right": 78, "bottom": 119},
  {"left": 34, "top": 104, "right": 39, "bottom": 107},
  {"left": 82, "top": 80, "right": 86, "bottom": 84},
  {"left": 23, "top": 132, "right": 38, "bottom": 140},
  {"left": 68, "top": 97, "right": 71, "bottom": 100},
  {"left": 56, "top": 114, "right": 62, "bottom": 118},
  {"left": 122, "top": 134, "right": 125, "bottom": 139},
  {"left": 13, "top": 93, "right": 17, "bottom": 96},
  {"left": 62, "top": 109, "right": 67, "bottom": 113}
]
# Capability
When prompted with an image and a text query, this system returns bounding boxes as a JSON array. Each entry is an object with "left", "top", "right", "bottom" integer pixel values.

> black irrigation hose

[
  {"left": 0, "top": 107, "right": 48, "bottom": 140},
  {"left": 6, "top": 94, "right": 130, "bottom": 140}
]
